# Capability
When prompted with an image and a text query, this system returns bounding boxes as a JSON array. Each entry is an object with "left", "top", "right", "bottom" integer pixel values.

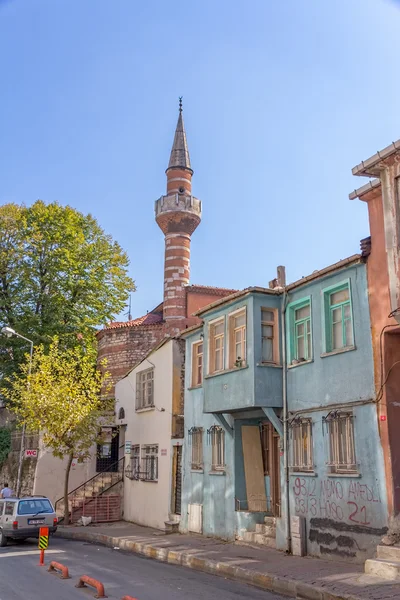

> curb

[{"left": 55, "top": 529, "right": 362, "bottom": 600}]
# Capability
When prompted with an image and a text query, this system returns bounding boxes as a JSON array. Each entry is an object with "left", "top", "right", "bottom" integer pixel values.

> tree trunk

[{"left": 63, "top": 453, "right": 74, "bottom": 526}]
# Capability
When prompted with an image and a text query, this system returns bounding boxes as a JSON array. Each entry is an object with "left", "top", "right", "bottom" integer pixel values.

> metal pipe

[{"left": 281, "top": 288, "right": 291, "bottom": 553}]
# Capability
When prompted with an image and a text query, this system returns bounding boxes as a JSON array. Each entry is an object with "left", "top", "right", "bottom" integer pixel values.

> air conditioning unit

[{"left": 188, "top": 503, "right": 203, "bottom": 534}]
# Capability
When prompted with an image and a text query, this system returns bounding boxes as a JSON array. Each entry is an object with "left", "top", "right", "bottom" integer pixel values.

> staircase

[
  {"left": 365, "top": 544, "right": 400, "bottom": 580},
  {"left": 238, "top": 517, "right": 276, "bottom": 549},
  {"left": 55, "top": 457, "right": 124, "bottom": 524}
]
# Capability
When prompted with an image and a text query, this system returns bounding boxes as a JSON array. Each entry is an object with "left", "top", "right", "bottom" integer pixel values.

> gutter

[
  {"left": 280, "top": 287, "right": 291, "bottom": 554},
  {"left": 348, "top": 178, "right": 381, "bottom": 201},
  {"left": 351, "top": 139, "right": 400, "bottom": 177}
]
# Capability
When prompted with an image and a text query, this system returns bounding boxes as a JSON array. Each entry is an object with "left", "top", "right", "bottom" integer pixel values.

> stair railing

[{"left": 55, "top": 456, "right": 125, "bottom": 517}]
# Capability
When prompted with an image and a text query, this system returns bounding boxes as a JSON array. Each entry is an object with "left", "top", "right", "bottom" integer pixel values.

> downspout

[{"left": 281, "top": 287, "right": 291, "bottom": 554}]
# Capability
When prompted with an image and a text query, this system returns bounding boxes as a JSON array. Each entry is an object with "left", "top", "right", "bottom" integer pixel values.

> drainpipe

[{"left": 281, "top": 287, "right": 291, "bottom": 554}]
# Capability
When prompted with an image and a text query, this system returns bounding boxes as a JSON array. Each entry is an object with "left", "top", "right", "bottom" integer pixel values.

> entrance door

[
  {"left": 96, "top": 427, "right": 119, "bottom": 472},
  {"left": 260, "top": 423, "right": 281, "bottom": 516},
  {"left": 172, "top": 445, "right": 182, "bottom": 515}
]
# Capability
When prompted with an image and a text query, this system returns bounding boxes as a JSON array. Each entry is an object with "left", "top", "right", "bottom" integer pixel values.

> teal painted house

[{"left": 179, "top": 255, "right": 388, "bottom": 562}]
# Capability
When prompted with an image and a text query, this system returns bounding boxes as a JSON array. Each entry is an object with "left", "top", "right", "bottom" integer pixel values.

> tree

[
  {"left": 2, "top": 339, "right": 114, "bottom": 525},
  {"left": 0, "top": 200, "right": 135, "bottom": 384}
]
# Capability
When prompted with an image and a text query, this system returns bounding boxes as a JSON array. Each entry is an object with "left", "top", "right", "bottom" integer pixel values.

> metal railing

[{"left": 55, "top": 456, "right": 125, "bottom": 517}]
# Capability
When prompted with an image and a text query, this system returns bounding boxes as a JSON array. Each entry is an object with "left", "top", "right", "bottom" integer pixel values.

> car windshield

[{"left": 17, "top": 499, "right": 53, "bottom": 515}]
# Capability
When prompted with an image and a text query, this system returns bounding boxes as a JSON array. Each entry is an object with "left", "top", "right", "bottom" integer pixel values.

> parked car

[{"left": 0, "top": 496, "right": 58, "bottom": 547}]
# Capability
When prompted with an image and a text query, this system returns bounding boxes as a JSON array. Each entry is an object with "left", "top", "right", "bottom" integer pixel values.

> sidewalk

[{"left": 56, "top": 521, "right": 400, "bottom": 600}]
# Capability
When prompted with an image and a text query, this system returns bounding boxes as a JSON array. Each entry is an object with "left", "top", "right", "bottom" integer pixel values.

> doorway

[
  {"left": 260, "top": 422, "right": 281, "bottom": 516},
  {"left": 96, "top": 427, "right": 119, "bottom": 472},
  {"left": 172, "top": 445, "right": 182, "bottom": 515}
]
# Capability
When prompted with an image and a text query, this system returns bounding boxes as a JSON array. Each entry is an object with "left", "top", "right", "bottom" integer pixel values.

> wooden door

[
  {"left": 260, "top": 423, "right": 281, "bottom": 516},
  {"left": 242, "top": 426, "right": 268, "bottom": 511}
]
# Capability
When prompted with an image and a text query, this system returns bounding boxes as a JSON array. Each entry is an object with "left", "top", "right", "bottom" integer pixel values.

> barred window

[
  {"left": 141, "top": 445, "right": 158, "bottom": 481},
  {"left": 325, "top": 412, "right": 357, "bottom": 474},
  {"left": 136, "top": 368, "right": 154, "bottom": 410},
  {"left": 189, "top": 428, "right": 203, "bottom": 470},
  {"left": 131, "top": 445, "right": 140, "bottom": 478},
  {"left": 209, "top": 426, "right": 225, "bottom": 471},
  {"left": 290, "top": 418, "right": 314, "bottom": 472}
]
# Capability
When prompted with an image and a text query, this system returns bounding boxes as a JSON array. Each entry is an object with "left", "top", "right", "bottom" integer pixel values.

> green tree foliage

[
  {"left": 0, "top": 427, "right": 11, "bottom": 466},
  {"left": 0, "top": 200, "right": 135, "bottom": 382},
  {"left": 2, "top": 339, "right": 113, "bottom": 524}
]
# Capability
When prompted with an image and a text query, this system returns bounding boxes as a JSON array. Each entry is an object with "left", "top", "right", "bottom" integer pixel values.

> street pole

[
  {"left": 15, "top": 337, "right": 33, "bottom": 498},
  {"left": 1, "top": 327, "right": 34, "bottom": 498}
]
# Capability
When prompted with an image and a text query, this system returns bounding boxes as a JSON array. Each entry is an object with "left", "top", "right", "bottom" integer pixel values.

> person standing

[{"left": 0, "top": 483, "right": 14, "bottom": 498}]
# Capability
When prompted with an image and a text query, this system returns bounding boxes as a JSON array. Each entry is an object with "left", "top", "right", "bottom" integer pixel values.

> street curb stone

[{"left": 55, "top": 529, "right": 363, "bottom": 600}]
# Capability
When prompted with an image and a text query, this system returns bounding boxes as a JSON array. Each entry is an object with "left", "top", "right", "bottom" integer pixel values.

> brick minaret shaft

[{"left": 155, "top": 100, "right": 202, "bottom": 330}]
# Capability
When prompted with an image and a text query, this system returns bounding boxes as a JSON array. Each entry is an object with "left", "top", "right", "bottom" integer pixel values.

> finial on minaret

[{"left": 179, "top": 96, "right": 183, "bottom": 113}]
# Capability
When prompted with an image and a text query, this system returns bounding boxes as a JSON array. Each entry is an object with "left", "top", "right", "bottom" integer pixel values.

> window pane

[
  {"left": 262, "top": 338, "right": 273, "bottom": 362},
  {"left": 297, "top": 336, "right": 305, "bottom": 359},
  {"left": 332, "top": 307, "right": 342, "bottom": 324},
  {"left": 235, "top": 330, "right": 242, "bottom": 343},
  {"left": 295, "top": 305, "right": 310, "bottom": 320},
  {"left": 345, "top": 318, "right": 353, "bottom": 346},
  {"left": 332, "top": 322, "right": 342, "bottom": 349},
  {"left": 197, "top": 343, "right": 203, "bottom": 355},
  {"left": 262, "top": 310, "right": 274, "bottom": 322},
  {"left": 234, "top": 313, "right": 246, "bottom": 328},
  {"left": 297, "top": 322, "right": 304, "bottom": 336},
  {"left": 262, "top": 324, "right": 273, "bottom": 338},
  {"left": 214, "top": 321, "right": 224, "bottom": 336},
  {"left": 330, "top": 288, "right": 349, "bottom": 305}
]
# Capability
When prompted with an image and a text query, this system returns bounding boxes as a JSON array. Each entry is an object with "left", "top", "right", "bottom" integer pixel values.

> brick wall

[{"left": 98, "top": 323, "right": 165, "bottom": 396}]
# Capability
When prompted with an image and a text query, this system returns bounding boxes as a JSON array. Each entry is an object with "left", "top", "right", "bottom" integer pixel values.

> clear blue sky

[{"left": 1, "top": 0, "right": 399, "bottom": 319}]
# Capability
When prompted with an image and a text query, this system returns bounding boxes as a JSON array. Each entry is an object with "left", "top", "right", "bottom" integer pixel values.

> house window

[
  {"left": 209, "top": 426, "right": 225, "bottom": 471},
  {"left": 209, "top": 319, "right": 225, "bottom": 374},
  {"left": 325, "top": 412, "right": 357, "bottom": 474},
  {"left": 287, "top": 299, "right": 312, "bottom": 364},
  {"left": 261, "top": 308, "right": 277, "bottom": 363},
  {"left": 290, "top": 418, "right": 314, "bottom": 472},
  {"left": 189, "top": 427, "right": 203, "bottom": 470},
  {"left": 136, "top": 368, "right": 154, "bottom": 410},
  {"left": 324, "top": 283, "right": 353, "bottom": 352},
  {"left": 229, "top": 310, "right": 246, "bottom": 368},
  {"left": 192, "top": 342, "right": 203, "bottom": 387},
  {"left": 141, "top": 445, "right": 158, "bottom": 481},
  {"left": 130, "top": 444, "right": 140, "bottom": 479},
  {"left": 118, "top": 407, "right": 125, "bottom": 420}
]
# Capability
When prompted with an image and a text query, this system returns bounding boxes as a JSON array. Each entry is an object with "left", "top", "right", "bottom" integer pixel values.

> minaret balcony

[{"left": 155, "top": 194, "right": 202, "bottom": 219}]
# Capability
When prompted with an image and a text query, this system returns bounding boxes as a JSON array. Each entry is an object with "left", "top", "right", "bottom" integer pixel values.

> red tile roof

[
  {"left": 102, "top": 312, "right": 163, "bottom": 330},
  {"left": 187, "top": 284, "right": 237, "bottom": 296}
]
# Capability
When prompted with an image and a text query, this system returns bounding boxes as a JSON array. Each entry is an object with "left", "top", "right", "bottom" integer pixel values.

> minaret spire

[{"left": 167, "top": 97, "right": 192, "bottom": 174}]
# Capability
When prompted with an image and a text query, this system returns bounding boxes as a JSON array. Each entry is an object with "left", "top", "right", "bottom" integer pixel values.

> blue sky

[{"left": 1, "top": 0, "right": 399, "bottom": 319}]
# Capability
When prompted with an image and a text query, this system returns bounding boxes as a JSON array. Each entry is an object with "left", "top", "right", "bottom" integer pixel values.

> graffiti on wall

[{"left": 292, "top": 476, "right": 382, "bottom": 527}]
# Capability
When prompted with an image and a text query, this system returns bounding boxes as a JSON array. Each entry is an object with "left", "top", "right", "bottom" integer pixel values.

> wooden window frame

[
  {"left": 322, "top": 280, "right": 354, "bottom": 353},
  {"left": 261, "top": 307, "right": 279, "bottom": 364},
  {"left": 326, "top": 412, "right": 357, "bottom": 474},
  {"left": 191, "top": 341, "right": 204, "bottom": 387},
  {"left": 189, "top": 428, "right": 203, "bottom": 470},
  {"left": 228, "top": 308, "right": 247, "bottom": 369},
  {"left": 290, "top": 418, "right": 314, "bottom": 473},
  {"left": 208, "top": 317, "right": 225, "bottom": 374},
  {"left": 136, "top": 368, "right": 154, "bottom": 410},
  {"left": 286, "top": 297, "right": 312, "bottom": 365}
]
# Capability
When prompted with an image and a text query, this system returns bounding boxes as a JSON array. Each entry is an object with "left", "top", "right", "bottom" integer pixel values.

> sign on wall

[
  {"left": 24, "top": 449, "right": 38, "bottom": 458},
  {"left": 161, "top": 449, "right": 167, "bottom": 456},
  {"left": 125, "top": 441, "right": 132, "bottom": 454}
]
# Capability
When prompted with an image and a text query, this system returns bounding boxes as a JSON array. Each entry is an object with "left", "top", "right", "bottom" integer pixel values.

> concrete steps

[
  {"left": 364, "top": 545, "right": 400, "bottom": 580},
  {"left": 240, "top": 517, "right": 276, "bottom": 549}
]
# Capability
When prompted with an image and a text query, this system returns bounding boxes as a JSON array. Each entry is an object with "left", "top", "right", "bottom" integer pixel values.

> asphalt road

[{"left": 0, "top": 537, "right": 285, "bottom": 600}]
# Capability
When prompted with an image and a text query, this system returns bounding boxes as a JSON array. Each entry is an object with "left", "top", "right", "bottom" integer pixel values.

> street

[{"left": 0, "top": 538, "right": 284, "bottom": 600}]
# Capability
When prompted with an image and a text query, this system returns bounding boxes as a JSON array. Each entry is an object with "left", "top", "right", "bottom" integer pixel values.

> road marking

[{"left": 0, "top": 549, "right": 66, "bottom": 558}]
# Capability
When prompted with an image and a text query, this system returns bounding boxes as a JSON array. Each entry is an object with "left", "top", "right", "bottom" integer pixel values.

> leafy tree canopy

[{"left": 0, "top": 200, "right": 135, "bottom": 380}]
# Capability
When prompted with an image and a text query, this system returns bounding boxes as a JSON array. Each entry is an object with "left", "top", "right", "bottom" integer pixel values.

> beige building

[{"left": 115, "top": 338, "right": 184, "bottom": 531}]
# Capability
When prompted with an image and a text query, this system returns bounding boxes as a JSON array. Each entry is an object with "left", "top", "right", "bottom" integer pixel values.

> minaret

[{"left": 155, "top": 99, "right": 202, "bottom": 330}]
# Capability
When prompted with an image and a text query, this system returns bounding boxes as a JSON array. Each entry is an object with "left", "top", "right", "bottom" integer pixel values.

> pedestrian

[{"left": 0, "top": 483, "right": 14, "bottom": 498}]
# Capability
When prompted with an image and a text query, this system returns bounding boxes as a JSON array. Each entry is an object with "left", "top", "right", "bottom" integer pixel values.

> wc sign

[{"left": 24, "top": 449, "right": 38, "bottom": 458}]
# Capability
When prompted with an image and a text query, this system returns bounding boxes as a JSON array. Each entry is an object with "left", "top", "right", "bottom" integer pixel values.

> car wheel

[{"left": 0, "top": 530, "right": 8, "bottom": 547}]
